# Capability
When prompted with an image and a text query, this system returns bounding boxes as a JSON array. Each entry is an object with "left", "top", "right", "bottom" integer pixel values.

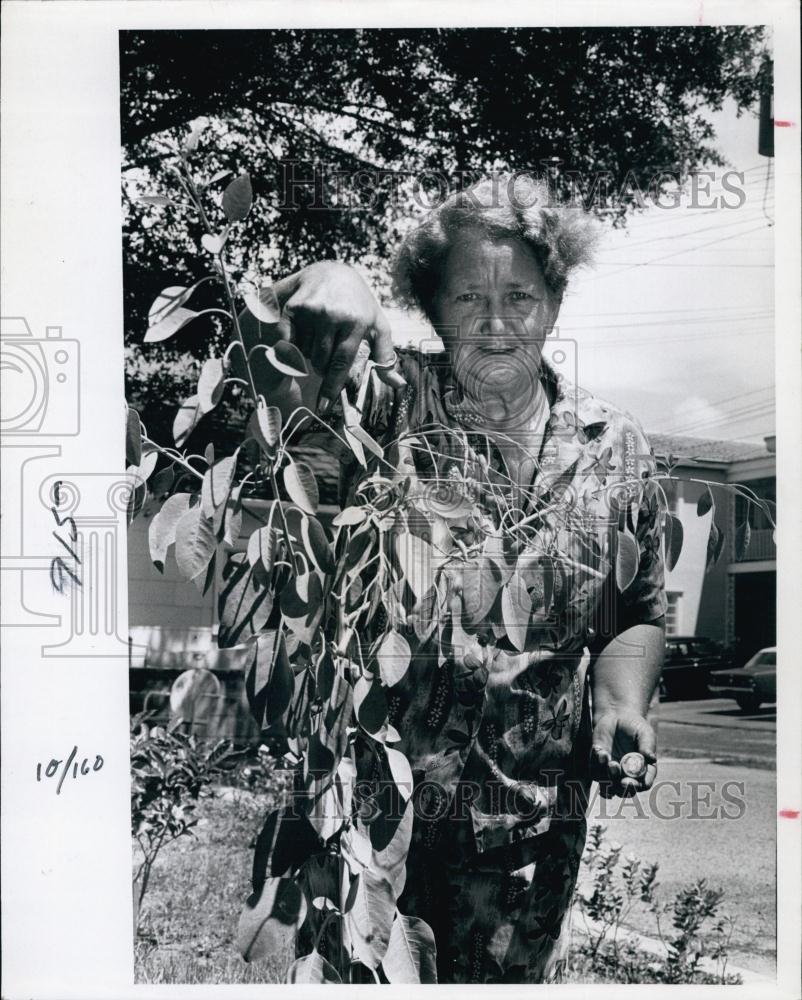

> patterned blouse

[{"left": 336, "top": 345, "right": 666, "bottom": 854}]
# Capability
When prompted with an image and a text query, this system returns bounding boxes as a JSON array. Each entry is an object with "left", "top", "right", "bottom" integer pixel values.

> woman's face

[{"left": 432, "top": 229, "right": 562, "bottom": 402}]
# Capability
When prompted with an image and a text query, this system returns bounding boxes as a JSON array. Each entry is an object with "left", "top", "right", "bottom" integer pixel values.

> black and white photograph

[{"left": 2, "top": 3, "right": 800, "bottom": 998}]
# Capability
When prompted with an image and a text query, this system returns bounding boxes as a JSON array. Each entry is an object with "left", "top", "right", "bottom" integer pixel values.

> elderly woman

[{"left": 252, "top": 175, "right": 665, "bottom": 983}]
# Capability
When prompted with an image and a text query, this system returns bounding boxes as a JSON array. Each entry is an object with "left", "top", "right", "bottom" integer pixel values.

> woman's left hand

[{"left": 590, "top": 708, "right": 657, "bottom": 797}]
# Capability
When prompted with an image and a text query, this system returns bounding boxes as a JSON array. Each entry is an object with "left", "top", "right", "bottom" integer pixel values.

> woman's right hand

[{"left": 272, "top": 261, "right": 406, "bottom": 412}]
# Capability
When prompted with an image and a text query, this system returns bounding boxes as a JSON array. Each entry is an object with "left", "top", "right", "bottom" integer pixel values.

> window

[
  {"left": 665, "top": 591, "right": 681, "bottom": 636},
  {"left": 756, "top": 651, "right": 776, "bottom": 666}
]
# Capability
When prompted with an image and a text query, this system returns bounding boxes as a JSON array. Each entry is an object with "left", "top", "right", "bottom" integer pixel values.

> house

[{"left": 646, "top": 432, "right": 776, "bottom": 660}]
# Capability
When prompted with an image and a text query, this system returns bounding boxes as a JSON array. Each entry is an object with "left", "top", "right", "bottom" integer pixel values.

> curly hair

[{"left": 392, "top": 173, "right": 602, "bottom": 321}]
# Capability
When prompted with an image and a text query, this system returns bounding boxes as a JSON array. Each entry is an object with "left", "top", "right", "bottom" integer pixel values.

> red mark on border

[
  {"left": 774, "top": 120, "right": 795, "bottom": 128},
  {"left": 779, "top": 809, "right": 800, "bottom": 819}
]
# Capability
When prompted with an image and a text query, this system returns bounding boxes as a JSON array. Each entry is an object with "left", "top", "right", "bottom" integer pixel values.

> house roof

[{"left": 645, "top": 433, "right": 773, "bottom": 465}]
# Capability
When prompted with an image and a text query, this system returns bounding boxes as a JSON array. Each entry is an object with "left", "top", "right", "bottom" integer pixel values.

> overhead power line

[{"left": 581, "top": 222, "right": 774, "bottom": 284}]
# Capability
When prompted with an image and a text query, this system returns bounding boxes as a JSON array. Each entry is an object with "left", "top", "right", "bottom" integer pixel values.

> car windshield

[{"left": 755, "top": 651, "right": 776, "bottom": 666}]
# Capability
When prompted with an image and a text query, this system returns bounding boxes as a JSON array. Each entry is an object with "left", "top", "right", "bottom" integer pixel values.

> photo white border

[{"left": 1, "top": 2, "right": 799, "bottom": 998}]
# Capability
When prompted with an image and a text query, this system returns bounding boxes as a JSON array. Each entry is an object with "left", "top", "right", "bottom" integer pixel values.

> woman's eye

[
  {"left": 456, "top": 292, "right": 482, "bottom": 303},
  {"left": 509, "top": 291, "right": 534, "bottom": 302}
]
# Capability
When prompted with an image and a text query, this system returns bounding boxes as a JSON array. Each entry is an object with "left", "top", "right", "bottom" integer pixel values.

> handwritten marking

[
  {"left": 778, "top": 809, "right": 800, "bottom": 819},
  {"left": 50, "top": 480, "right": 82, "bottom": 592},
  {"left": 36, "top": 746, "right": 104, "bottom": 793},
  {"left": 774, "top": 120, "right": 795, "bottom": 128}
]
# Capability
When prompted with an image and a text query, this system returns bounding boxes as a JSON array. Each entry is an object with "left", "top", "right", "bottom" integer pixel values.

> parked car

[
  {"left": 660, "top": 636, "right": 732, "bottom": 701},
  {"left": 708, "top": 646, "right": 776, "bottom": 713}
]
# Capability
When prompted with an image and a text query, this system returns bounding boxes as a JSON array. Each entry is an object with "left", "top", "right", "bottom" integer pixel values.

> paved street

[
  {"left": 656, "top": 696, "right": 776, "bottom": 768},
  {"left": 579, "top": 697, "right": 777, "bottom": 978}
]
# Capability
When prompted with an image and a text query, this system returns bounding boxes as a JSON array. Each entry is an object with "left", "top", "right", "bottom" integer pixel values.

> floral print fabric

[{"left": 331, "top": 345, "right": 666, "bottom": 982}]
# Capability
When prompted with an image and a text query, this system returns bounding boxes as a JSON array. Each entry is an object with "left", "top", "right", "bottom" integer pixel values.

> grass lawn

[
  {"left": 134, "top": 787, "right": 294, "bottom": 984},
  {"left": 133, "top": 784, "right": 743, "bottom": 985}
]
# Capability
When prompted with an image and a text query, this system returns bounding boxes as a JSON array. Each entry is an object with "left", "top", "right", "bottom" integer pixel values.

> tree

[{"left": 121, "top": 26, "right": 767, "bottom": 441}]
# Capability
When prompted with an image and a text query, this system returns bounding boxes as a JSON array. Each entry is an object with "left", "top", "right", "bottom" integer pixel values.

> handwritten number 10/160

[
  {"left": 37, "top": 747, "right": 104, "bottom": 794},
  {"left": 50, "top": 479, "right": 82, "bottom": 593}
]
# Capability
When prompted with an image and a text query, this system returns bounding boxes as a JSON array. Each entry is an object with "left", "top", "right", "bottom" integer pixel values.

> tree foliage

[{"left": 121, "top": 27, "right": 767, "bottom": 441}]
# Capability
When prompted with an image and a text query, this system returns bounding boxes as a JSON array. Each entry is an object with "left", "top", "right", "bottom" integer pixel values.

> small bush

[{"left": 572, "top": 823, "right": 741, "bottom": 984}]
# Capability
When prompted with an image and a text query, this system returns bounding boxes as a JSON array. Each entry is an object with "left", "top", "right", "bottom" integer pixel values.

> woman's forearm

[{"left": 590, "top": 622, "right": 665, "bottom": 718}]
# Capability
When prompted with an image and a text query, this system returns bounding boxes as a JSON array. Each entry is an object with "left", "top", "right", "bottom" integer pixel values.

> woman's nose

[{"left": 481, "top": 313, "right": 507, "bottom": 338}]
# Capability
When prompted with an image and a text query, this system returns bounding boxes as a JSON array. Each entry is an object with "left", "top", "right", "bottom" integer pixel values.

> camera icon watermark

[
  {"left": 0, "top": 315, "right": 133, "bottom": 657},
  {"left": 0, "top": 317, "right": 80, "bottom": 436}
]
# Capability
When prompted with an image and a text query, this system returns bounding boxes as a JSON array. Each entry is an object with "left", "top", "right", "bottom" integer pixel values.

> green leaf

[
  {"left": 144, "top": 305, "right": 198, "bottom": 344},
  {"left": 461, "top": 558, "right": 502, "bottom": 626},
  {"left": 344, "top": 870, "right": 396, "bottom": 970},
  {"left": 173, "top": 394, "right": 203, "bottom": 448},
  {"left": 222, "top": 173, "right": 253, "bottom": 222},
  {"left": 148, "top": 282, "right": 206, "bottom": 326},
  {"left": 343, "top": 425, "right": 367, "bottom": 468},
  {"left": 615, "top": 530, "right": 640, "bottom": 592},
  {"left": 286, "top": 950, "right": 342, "bottom": 984},
  {"left": 256, "top": 401, "right": 282, "bottom": 449},
  {"left": 138, "top": 194, "right": 175, "bottom": 207},
  {"left": 247, "top": 525, "right": 277, "bottom": 574},
  {"left": 501, "top": 571, "right": 533, "bottom": 651},
  {"left": 666, "top": 513, "right": 684, "bottom": 572},
  {"left": 237, "top": 877, "right": 306, "bottom": 962},
  {"left": 201, "top": 232, "right": 227, "bottom": 255},
  {"left": 148, "top": 493, "right": 191, "bottom": 571},
  {"left": 198, "top": 357, "right": 224, "bottom": 413},
  {"left": 246, "top": 632, "right": 294, "bottom": 728},
  {"left": 382, "top": 913, "right": 438, "bottom": 984},
  {"left": 377, "top": 631, "right": 411, "bottom": 687},
  {"left": 127, "top": 448, "right": 158, "bottom": 489},
  {"left": 174, "top": 505, "right": 216, "bottom": 582},
  {"left": 346, "top": 422, "right": 384, "bottom": 460},
  {"left": 201, "top": 454, "right": 237, "bottom": 519},
  {"left": 301, "top": 515, "right": 334, "bottom": 575},
  {"left": 244, "top": 284, "right": 281, "bottom": 324},
  {"left": 126, "top": 406, "right": 142, "bottom": 466},
  {"left": 332, "top": 506, "right": 368, "bottom": 527},
  {"left": 354, "top": 676, "right": 389, "bottom": 736},
  {"left": 697, "top": 486, "right": 715, "bottom": 517},
  {"left": 252, "top": 805, "right": 321, "bottom": 887},
  {"left": 284, "top": 460, "right": 318, "bottom": 514},
  {"left": 265, "top": 341, "right": 308, "bottom": 378},
  {"left": 150, "top": 464, "right": 175, "bottom": 498},
  {"left": 384, "top": 745, "right": 413, "bottom": 802},
  {"left": 366, "top": 793, "right": 413, "bottom": 898},
  {"left": 218, "top": 554, "right": 274, "bottom": 648},
  {"left": 279, "top": 570, "right": 323, "bottom": 645},
  {"left": 705, "top": 519, "right": 726, "bottom": 572},
  {"left": 392, "top": 532, "right": 434, "bottom": 601}
]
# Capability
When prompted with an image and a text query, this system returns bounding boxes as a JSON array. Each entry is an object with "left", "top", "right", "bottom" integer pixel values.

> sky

[{"left": 384, "top": 98, "right": 775, "bottom": 444}]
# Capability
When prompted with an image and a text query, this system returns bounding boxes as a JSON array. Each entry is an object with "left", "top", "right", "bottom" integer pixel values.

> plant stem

[
  {"left": 268, "top": 466, "right": 299, "bottom": 570},
  {"left": 142, "top": 436, "right": 204, "bottom": 482},
  {"left": 181, "top": 160, "right": 260, "bottom": 408}
]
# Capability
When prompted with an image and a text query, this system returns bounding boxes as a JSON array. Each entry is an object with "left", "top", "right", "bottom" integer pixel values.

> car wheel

[{"left": 735, "top": 694, "right": 761, "bottom": 713}]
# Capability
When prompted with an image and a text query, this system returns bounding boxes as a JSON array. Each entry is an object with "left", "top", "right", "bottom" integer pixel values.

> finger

[
  {"left": 642, "top": 762, "right": 658, "bottom": 790},
  {"left": 590, "top": 744, "right": 611, "bottom": 782},
  {"left": 607, "top": 759, "right": 623, "bottom": 783},
  {"left": 618, "top": 777, "right": 640, "bottom": 797},
  {"left": 317, "top": 328, "right": 365, "bottom": 414},
  {"left": 591, "top": 715, "right": 616, "bottom": 761},
  {"left": 633, "top": 719, "right": 657, "bottom": 761},
  {"left": 272, "top": 272, "right": 302, "bottom": 310},
  {"left": 367, "top": 309, "right": 406, "bottom": 390}
]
